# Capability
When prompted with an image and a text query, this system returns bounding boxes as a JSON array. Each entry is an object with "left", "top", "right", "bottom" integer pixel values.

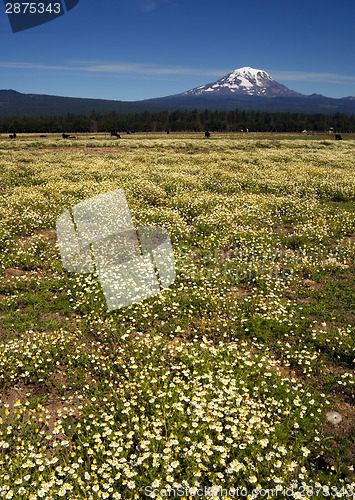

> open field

[{"left": 0, "top": 133, "right": 354, "bottom": 499}]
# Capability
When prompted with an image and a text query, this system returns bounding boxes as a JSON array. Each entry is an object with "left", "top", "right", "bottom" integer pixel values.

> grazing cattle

[
  {"left": 335, "top": 134, "right": 343, "bottom": 140},
  {"left": 9, "top": 133, "right": 16, "bottom": 139},
  {"left": 111, "top": 131, "right": 121, "bottom": 138},
  {"left": 62, "top": 133, "right": 76, "bottom": 139},
  {"left": 39, "top": 135, "right": 47, "bottom": 138},
  {"left": 205, "top": 131, "right": 210, "bottom": 138}
]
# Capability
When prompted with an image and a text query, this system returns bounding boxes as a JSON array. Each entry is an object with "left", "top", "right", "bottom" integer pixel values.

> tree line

[{"left": 1, "top": 109, "right": 355, "bottom": 133}]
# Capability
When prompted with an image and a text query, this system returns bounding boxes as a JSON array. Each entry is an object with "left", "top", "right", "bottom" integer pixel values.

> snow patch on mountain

[{"left": 181, "top": 67, "right": 302, "bottom": 98}]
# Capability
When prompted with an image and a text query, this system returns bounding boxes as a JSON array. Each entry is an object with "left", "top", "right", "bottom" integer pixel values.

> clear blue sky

[{"left": 1, "top": 0, "right": 355, "bottom": 100}]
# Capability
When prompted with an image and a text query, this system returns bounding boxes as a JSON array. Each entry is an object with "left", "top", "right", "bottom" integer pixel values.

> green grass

[{"left": 0, "top": 133, "right": 354, "bottom": 499}]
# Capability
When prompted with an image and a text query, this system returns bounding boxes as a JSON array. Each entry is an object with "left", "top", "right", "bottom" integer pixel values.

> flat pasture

[{"left": 0, "top": 133, "right": 354, "bottom": 498}]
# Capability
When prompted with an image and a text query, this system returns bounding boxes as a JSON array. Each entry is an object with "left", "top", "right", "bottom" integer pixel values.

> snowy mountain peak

[
  {"left": 181, "top": 66, "right": 301, "bottom": 98},
  {"left": 227, "top": 67, "right": 272, "bottom": 84}
]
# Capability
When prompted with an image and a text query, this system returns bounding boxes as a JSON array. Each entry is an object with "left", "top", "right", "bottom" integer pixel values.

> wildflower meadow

[{"left": 0, "top": 132, "right": 354, "bottom": 499}]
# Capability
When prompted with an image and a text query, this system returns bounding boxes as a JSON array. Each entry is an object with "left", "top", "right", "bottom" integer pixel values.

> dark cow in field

[
  {"left": 62, "top": 133, "right": 76, "bottom": 139},
  {"left": 335, "top": 134, "right": 343, "bottom": 140},
  {"left": 111, "top": 131, "right": 121, "bottom": 138},
  {"left": 39, "top": 135, "right": 47, "bottom": 138},
  {"left": 205, "top": 130, "right": 211, "bottom": 138},
  {"left": 9, "top": 133, "right": 16, "bottom": 139}
]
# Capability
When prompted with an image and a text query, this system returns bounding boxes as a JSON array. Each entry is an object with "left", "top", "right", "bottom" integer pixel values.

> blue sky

[{"left": 1, "top": 0, "right": 355, "bottom": 101}]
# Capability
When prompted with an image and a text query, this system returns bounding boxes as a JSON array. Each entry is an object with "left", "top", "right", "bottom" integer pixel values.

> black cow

[
  {"left": 62, "top": 133, "right": 76, "bottom": 139},
  {"left": 111, "top": 131, "right": 121, "bottom": 138},
  {"left": 205, "top": 131, "right": 211, "bottom": 138},
  {"left": 335, "top": 134, "right": 343, "bottom": 140},
  {"left": 9, "top": 133, "right": 16, "bottom": 139}
]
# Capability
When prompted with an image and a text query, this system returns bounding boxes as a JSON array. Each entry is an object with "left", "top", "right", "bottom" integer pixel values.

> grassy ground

[{"left": 0, "top": 132, "right": 354, "bottom": 499}]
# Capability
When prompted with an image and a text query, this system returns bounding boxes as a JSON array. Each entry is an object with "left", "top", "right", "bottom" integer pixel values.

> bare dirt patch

[
  {"left": 16, "top": 228, "right": 57, "bottom": 247},
  {"left": 225, "top": 286, "right": 252, "bottom": 300},
  {"left": 39, "top": 312, "right": 68, "bottom": 322},
  {"left": 301, "top": 279, "right": 325, "bottom": 290},
  {"left": 3, "top": 267, "right": 51, "bottom": 282},
  {"left": 272, "top": 362, "right": 299, "bottom": 381},
  {"left": 0, "top": 380, "right": 85, "bottom": 450},
  {"left": 4, "top": 267, "right": 26, "bottom": 278},
  {"left": 275, "top": 224, "right": 294, "bottom": 235},
  {"left": 35, "top": 229, "right": 57, "bottom": 245},
  {"left": 0, "top": 382, "right": 51, "bottom": 414}
]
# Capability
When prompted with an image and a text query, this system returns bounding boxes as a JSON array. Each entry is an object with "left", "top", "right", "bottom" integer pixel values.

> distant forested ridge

[{"left": 1, "top": 109, "right": 355, "bottom": 133}]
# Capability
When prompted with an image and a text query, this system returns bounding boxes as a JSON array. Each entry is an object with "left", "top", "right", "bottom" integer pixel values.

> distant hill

[
  {"left": 0, "top": 90, "right": 146, "bottom": 117},
  {"left": 2, "top": 67, "right": 355, "bottom": 117}
]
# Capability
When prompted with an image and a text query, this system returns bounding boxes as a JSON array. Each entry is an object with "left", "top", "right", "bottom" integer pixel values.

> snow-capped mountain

[
  {"left": 140, "top": 65, "right": 355, "bottom": 113},
  {"left": 180, "top": 67, "right": 302, "bottom": 98}
]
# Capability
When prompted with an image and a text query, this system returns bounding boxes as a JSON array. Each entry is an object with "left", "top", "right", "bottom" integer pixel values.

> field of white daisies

[{"left": 0, "top": 132, "right": 354, "bottom": 499}]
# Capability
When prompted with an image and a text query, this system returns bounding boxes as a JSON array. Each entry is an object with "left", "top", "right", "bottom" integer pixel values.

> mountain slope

[
  {"left": 141, "top": 67, "right": 355, "bottom": 114},
  {"left": 180, "top": 67, "right": 302, "bottom": 98}
]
